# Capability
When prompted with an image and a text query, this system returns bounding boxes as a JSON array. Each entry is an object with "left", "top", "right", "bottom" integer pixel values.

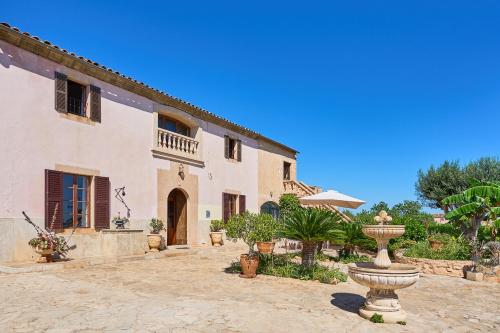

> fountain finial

[{"left": 374, "top": 210, "right": 393, "bottom": 225}]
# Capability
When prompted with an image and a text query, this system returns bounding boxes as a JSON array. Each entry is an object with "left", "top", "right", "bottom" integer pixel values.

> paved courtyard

[{"left": 1, "top": 244, "right": 499, "bottom": 333}]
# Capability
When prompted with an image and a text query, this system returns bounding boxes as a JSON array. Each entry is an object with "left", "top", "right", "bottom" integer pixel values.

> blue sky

[{"left": 4, "top": 1, "right": 499, "bottom": 212}]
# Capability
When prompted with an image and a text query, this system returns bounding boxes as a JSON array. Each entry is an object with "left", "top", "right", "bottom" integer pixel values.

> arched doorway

[
  {"left": 260, "top": 201, "right": 280, "bottom": 219},
  {"left": 167, "top": 189, "right": 187, "bottom": 245}
]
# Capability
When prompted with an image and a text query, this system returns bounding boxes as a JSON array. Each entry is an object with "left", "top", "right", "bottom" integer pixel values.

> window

[
  {"left": 223, "top": 193, "right": 246, "bottom": 222},
  {"left": 283, "top": 162, "right": 291, "bottom": 180},
  {"left": 158, "top": 115, "right": 190, "bottom": 137},
  {"left": 224, "top": 136, "right": 242, "bottom": 161},
  {"left": 62, "top": 173, "right": 90, "bottom": 228},
  {"left": 261, "top": 201, "right": 280, "bottom": 219},
  {"left": 55, "top": 72, "right": 102, "bottom": 122},
  {"left": 67, "top": 80, "right": 86, "bottom": 117}
]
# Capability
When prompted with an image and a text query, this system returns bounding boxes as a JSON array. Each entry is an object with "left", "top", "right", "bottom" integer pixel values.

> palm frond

[{"left": 280, "top": 209, "right": 345, "bottom": 243}]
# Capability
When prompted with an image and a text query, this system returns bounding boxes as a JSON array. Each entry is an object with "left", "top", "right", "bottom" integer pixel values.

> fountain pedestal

[{"left": 347, "top": 211, "right": 419, "bottom": 323}]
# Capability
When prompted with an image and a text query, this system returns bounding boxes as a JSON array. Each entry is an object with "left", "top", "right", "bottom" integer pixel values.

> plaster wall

[
  {"left": 257, "top": 140, "right": 297, "bottom": 207},
  {"left": 0, "top": 41, "right": 278, "bottom": 262}
]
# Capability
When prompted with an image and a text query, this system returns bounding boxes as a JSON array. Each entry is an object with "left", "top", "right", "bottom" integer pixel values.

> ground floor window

[
  {"left": 223, "top": 193, "right": 246, "bottom": 222},
  {"left": 261, "top": 201, "right": 280, "bottom": 219},
  {"left": 63, "top": 173, "right": 90, "bottom": 228}
]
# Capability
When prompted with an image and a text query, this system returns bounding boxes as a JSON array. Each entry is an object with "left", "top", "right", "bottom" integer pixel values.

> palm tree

[
  {"left": 442, "top": 180, "right": 500, "bottom": 241},
  {"left": 280, "top": 208, "right": 345, "bottom": 268},
  {"left": 336, "top": 222, "right": 374, "bottom": 257}
]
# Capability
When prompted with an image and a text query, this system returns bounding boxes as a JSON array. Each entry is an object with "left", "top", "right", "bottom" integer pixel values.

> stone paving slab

[
  {"left": 0, "top": 247, "right": 195, "bottom": 274},
  {"left": 0, "top": 244, "right": 499, "bottom": 332}
]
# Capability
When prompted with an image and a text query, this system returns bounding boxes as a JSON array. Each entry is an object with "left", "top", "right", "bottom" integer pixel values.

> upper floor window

[
  {"left": 55, "top": 72, "right": 101, "bottom": 122},
  {"left": 224, "top": 135, "right": 242, "bottom": 162},
  {"left": 67, "top": 80, "right": 87, "bottom": 117},
  {"left": 158, "top": 115, "right": 190, "bottom": 137},
  {"left": 283, "top": 161, "right": 291, "bottom": 180}
]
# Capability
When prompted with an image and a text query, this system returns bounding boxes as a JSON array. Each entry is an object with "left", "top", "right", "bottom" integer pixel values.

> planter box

[{"left": 466, "top": 271, "right": 484, "bottom": 282}]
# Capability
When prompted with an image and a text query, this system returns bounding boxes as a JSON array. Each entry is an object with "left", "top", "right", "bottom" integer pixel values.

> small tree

[
  {"left": 279, "top": 193, "right": 303, "bottom": 223},
  {"left": 442, "top": 181, "right": 500, "bottom": 241},
  {"left": 280, "top": 209, "right": 345, "bottom": 267},
  {"left": 225, "top": 212, "right": 259, "bottom": 256},
  {"left": 254, "top": 214, "right": 281, "bottom": 242}
]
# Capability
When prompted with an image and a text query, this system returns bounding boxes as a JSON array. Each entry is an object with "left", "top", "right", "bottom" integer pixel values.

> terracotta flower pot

[
  {"left": 256, "top": 241, "right": 275, "bottom": 254},
  {"left": 210, "top": 232, "right": 223, "bottom": 247},
  {"left": 429, "top": 240, "right": 444, "bottom": 250},
  {"left": 34, "top": 246, "right": 54, "bottom": 263},
  {"left": 147, "top": 234, "right": 162, "bottom": 252},
  {"left": 239, "top": 254, "right": 259, "bottom": 278}
]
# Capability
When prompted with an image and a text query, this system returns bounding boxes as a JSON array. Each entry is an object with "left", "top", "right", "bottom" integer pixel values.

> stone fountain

[{"left": 348, "top": 211, "right": 419, "bottom": 323}]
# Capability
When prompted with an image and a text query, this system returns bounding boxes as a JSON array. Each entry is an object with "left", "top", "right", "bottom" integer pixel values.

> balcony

[{"left": 152, "top": 127, "right": 204, "bottom": 167}]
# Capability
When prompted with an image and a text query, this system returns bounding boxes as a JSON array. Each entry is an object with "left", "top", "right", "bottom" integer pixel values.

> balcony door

[{"left": 167, "top": 188, "right": 187, "bottom": 245}]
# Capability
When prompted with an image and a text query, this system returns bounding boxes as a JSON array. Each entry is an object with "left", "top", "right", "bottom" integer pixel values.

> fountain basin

[
  {"left": 348, "top": 262, "right": 419, "bottom": 290},
  {"left": 348, "top": 262, "right": 419, "bottom": 323},
  {"left": 362, "top": 225, "right": 405, "bottom": 241}
]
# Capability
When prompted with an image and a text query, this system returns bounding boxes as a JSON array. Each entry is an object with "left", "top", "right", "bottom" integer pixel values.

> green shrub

[
  {"left": 397, "top": 217, "right": 427, "bottom": 242},
  {"left": 428, "top": 233, "right": 451, "bottom": 243},
  {"left": 404, "top": 237, "right": 471, "bottom": 260},
  {"left": 388, "top": 239, "right": 416, "bottom": 253},
  {"left": 254, "top": 214, "right": 281, "bottom": 242},
  {"left": 427, "top": 222, "right": 461, "bottom": 238},
  {"left": 370, "top": 313, "right": 384, "bottom": 323},
  {"left": 210, "top": 219, "right": 224, "bottom": 232},
  {"left": 335, "top": 254, "right": 372, "bottom": 264},
  {"left": 225, "top": 253, "right": 347, "bottom": 284}
]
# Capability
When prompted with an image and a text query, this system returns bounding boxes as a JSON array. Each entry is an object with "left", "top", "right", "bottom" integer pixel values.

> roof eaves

[{"left": 0, "top": 22, "right": 298, "bottom": 154}]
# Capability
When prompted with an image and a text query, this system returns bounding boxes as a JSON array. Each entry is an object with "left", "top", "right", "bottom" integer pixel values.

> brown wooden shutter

[
  {"left": 237, "top": 139, "right": 242, "bottom": 162},
  {"left": 89, "top": 85, "right": 101, "bottom": 122},
  {"left": 239, "top": 195, "right": 246, "bottom": 214},
  {"left": 94, "top": 176, "right": 110, "bottom": 230},
  {"left": 223, "top": 193, "right": 230, "bottom": 223},
  {"left": 45, "top": 169, "right": 63, "bottom": 229},
  {"left": 54, "top": 72, "right": 67, "bottom": 113},
  {"left": 224, "top": 135, "right": 230, "bottom": 159}
]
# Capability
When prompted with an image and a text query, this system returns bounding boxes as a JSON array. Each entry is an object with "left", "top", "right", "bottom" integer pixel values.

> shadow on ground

[{"left": 330, "top": 293, "right": 365, "bottom": 314}]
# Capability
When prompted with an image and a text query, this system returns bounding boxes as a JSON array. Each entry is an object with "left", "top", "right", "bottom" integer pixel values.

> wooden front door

[{"left": 167, "top": 189, "right": 187, "bottom": 245}]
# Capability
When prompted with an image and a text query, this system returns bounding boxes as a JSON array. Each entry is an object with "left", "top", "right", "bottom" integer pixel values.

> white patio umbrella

[{"left": 299, "top": 190, "right": 365, "bottom": 209}]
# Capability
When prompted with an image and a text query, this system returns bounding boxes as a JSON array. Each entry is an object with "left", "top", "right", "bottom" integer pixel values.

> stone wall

[{"left": 394, "top": 251, "right": 471, "bottom": 277}]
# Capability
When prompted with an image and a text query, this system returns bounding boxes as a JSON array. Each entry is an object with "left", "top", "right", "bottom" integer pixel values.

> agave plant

[
  {"left": 280, "top": 208, "right": 345, "bottom": 267},
  {"left": 442, "top": 180, "right": 500, "bottom": 241}
]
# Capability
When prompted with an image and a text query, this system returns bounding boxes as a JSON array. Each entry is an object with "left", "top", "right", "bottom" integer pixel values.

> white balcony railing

[
  {"left": 157, "top": 128, "right": 199, "bottom": 155},
  {"left": 153, "top": 127, "right": 203, "bottom": 166}
]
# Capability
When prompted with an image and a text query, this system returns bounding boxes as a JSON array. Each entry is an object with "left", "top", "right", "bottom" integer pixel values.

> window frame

[
  {"left": 283, "top": 161, "right": 291, "bottom": 180},
  {"left": 62, "top": 173, "right": 91, "bottom": 229},
  {"left": 66, "top": 79, "right": 87, "bottom": 117},
  {"left": 158, "top": 114, "right": 191, "bottom": 137}
]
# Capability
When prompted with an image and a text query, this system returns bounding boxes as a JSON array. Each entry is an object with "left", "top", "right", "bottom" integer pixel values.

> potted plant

[
  {"left": 147, "top": 218, "right": 164, "bottom": 252},
  {"left": 225, "top": 212, "right": 260, "bottom": 278},
  {"left": 28, "top": 236, "right": 55, "bottom": 263},
  {"left": 428, "top": 233, "right": 449, "bottom": 250},
  {"left": 112, "top": 215, "right": 129, "bottom": 229},
  {"left": 23, "top": 206, "right": 70, "bottom": 263},
  {"left": 209, "top": 219, "right": 224, "bottom": 246},
  {"left": 254, "top": 214, "right": 280, "bottom": 254}
]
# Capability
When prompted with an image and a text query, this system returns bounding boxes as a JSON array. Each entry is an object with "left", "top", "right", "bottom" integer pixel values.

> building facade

[{"left": 0, "top": 24, "right": 300, "bottom": 263}]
